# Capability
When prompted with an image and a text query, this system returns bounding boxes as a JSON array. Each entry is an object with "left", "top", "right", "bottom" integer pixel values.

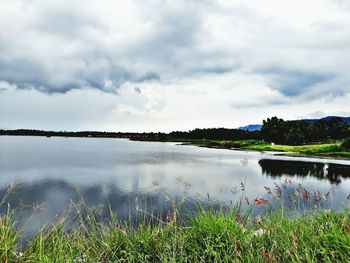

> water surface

[{"left": 1, "top": 136, "right": 350, "bottom": 237}]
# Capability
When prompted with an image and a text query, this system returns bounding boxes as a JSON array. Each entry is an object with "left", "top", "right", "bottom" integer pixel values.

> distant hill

[
  {"left": 238, "top": 116, "right": 350, "bottom": 131},
  {"left": 301, "top": 116, "right": 350, "bottom": 123},
  {"left": 238, "top": 124, "right": 262, "bottom": 131}
]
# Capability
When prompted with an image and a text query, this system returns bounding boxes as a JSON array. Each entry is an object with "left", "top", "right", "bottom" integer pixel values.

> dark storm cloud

[
  {"left": 0, "top": 0, "right": 349, "bottom": 99},
  {"left": 262, "top": 69, "right": 334, "bottom": 97},
  {"left": 0, "top": 56, "right": 160, "bottom": 93},
  {"left": 0, "top": 0, "right": 212, "bottom": 93}
]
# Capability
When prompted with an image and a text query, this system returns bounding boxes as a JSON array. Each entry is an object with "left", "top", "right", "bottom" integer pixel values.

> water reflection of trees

[
  {"left": 259, "top": 159, "right": 350, "bottom": 184},
  {"left": 0, "top": 179, "right": 222, "bottom": 240}
]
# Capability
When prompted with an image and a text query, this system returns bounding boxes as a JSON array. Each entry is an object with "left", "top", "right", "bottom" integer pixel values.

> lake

[{"left": 1, "top": 136, "right": 350, "bottom": 238}]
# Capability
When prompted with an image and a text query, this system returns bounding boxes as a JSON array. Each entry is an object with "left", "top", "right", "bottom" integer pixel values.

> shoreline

[
  {"left": 2, "top": 134, "right": 350, "bottom": 161},
  {"left": 191, "top": 143, "right": 350, "bottom": 161},
  {"left": 133, "top": 137, "right": 350, "bottom": 161}
]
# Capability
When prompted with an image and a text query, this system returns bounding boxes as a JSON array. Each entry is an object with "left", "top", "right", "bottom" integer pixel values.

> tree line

[
  {"left": 1, "top": 116, "right": 349, "bottom": 145},
  {"left": 261, "top": 116, "right": 350, "bottom": 145},
  {"left": 0, "top": 129, "right": 140, "bottom": 138},
  {"left": 167, "top": 128, "right": 260, "bottom": 140}
]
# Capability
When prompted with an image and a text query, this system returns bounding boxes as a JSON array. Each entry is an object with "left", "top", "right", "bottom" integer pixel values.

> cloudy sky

[{"left": 0, "top": 0, "right": 350, "bottom": 132}]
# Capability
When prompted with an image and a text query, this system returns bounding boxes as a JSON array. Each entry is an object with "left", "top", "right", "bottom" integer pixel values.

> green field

[
  {"left": 134, "top": 137, "right": 350, "bottom": 159},
  {"left": 244, "top": 143, "right": 350, "bottom": 158}
]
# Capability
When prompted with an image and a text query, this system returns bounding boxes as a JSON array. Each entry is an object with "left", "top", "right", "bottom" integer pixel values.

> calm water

[{"left": 1, "top": 136, "right": 350, "bottom": 237}]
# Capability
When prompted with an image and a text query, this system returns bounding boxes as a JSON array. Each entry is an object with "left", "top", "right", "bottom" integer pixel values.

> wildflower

[
  {"left": 273, "top": 183, "right": 282, "bottom": 199},
  {"left": 294, "top": 189, "right": 300, "bottom": 197},
  {"left": 296, "top": 184, "right": 305, "bottom": 192},
  {"left": 282, "top": 180, "right": 287, "bottom": 188},
  {"left": 324, "top": 191, "right": 331, "bottom": 200},
  {"left": 263, "top": 252, "right": 277, "bottom": 262},
  {"left": 115, "top": 224, "right": 127, "bottom": 235},
  {"left": 75, "top": 254, "right": 87, "bottom": 263},
  {"left": 254, "top": 215, "right": 262, "bottom": 225},
  {"left": 166, "top": 210, "right": 172, "bottom": 222},
  {"left": 289, "top": 195, "right": 296, "bottom": 205},
  {"left": 236, "top": 213, "right": 244, "bottom": 224},
  {"left": 292, "top": 236, "right": 300, "bottom": 246},
  {"left": 264, "top": 186, "right": 272, "bottom": 195},
  {"left": 289, "top": 250, "right": 297, "bottom": 260},
  {"left": 255, "top": 198, "right": 269, "bottom": 205},
  {"left": 287, "top": 178, "right": 292, "bottom": 184},
  {"left": 345, "top": 225, "right": 350, "bottom": 233},
  {"left": 303, "top": 190, "right": 309, "bottom": 200},
  {"left": 254, "top": 228, "right": 267, "bottom": 236}
]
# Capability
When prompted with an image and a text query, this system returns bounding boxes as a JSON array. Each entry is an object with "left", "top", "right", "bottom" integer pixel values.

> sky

[{"left": 0, "top": 0, "right": 350, "bottom": 132}]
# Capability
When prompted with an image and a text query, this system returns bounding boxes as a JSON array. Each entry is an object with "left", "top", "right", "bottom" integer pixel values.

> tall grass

[
  {"left": 1, "top": 207, "right": 350, "bottom": 262},
  {"left": 1, "top": 181, "right": 350, "bottom": 262}
]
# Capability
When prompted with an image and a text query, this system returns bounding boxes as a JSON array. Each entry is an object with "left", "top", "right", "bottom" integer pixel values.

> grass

[
  {"left": 241, "top": 142, "right": 350, "bottom": 159},
  {"left": 188, "top": 140, "right": 345, "bottom": 155},
  {"left": 134, "top": 137, "right": 350, "bottom": 159},
  {"left": 187, "top": 139, "right": 350, "bottom": 159},
  {"left": 242, "top": 142, "right": 341, "bottom": 153},
  {"left": 1, "top": 207, "right": 350, "bottom": 262},
  {"left": 1, "top": 175, "right": 350, "bottom": 262},
  {"left": 1, "top": 176, "right": 350, "bottom": 263}
]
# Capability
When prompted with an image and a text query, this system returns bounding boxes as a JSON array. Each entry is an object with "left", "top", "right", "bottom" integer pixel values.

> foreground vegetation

[
  {"left": 1, "top": 207, "right": 350, "bottom": 262},
  {"left": 1, "top": 177, "right": 350, "bottom": 262}
]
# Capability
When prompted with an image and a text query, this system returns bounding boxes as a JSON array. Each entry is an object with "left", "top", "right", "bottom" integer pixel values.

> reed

[{"left": 0, "top": 180, "right": 350, "bottom": 262}]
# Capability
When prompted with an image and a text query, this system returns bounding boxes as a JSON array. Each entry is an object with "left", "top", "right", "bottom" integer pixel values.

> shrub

[{"left": 341, "top": 138, "right": 350, "bottom": 150}]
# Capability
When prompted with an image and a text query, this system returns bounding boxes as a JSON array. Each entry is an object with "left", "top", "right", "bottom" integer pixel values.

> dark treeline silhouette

[
  {"left": 168, "top": 128, "right": 260, "bottom": 140},
  {"left": 0, "top": 128, "right": 261, "bottom": 141},
  {"left": 0, "top": 129, "right": 163, "bottom": 139},
  {"left": 259, "top": 159, "right": 350, "bottom": 184},
  {"left": 261, "top": 116, "right": 350, "bottom": 145},
  {"left": 1, "top": 179, "right": 226, "bottom": 241},
  {"left": 1, "top": 116, "right": 349, "bottom": 144}
]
